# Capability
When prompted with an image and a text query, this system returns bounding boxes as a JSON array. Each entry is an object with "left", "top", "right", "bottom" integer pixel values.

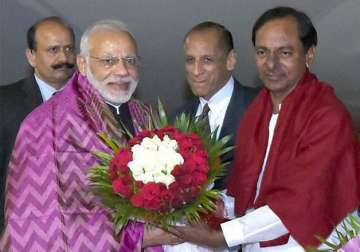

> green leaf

[
  {"left": 98, "top": 132, "right": 120, "bottom": 151},
  {"left": 157, "top": 98, "right": 168, "bottom": 126}
]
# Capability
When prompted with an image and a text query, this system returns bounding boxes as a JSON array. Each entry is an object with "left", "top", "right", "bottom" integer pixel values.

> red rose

[
  {"left": 144, "top": 196, "right": 161, "bottom": 211},
  {"left": 171, "top": 196, "right": 183, "bottom": 208},
  {"left": 113, "top": 179, "right": 132, "bottom": 198},
  {"left": 169, "top": 181, "right": 180, "bottom": 192},
  {"left": 179, "top": 138, "right": 193, "bottom": 150},
  {"left": 183, "top": 159, "right": 197, "bottom": 173},
  {"left": 197, "top": 163, "right": 210, "bottom": 173},
  {"left": 129, "top": 136, "right": 142, "bottom": 146},
  {"left": 110, "top": 148, "right": 132, "bottom": 175},
  {"left": 177, "top": 174, "right": 192, "bottom": 186},
  {"left": 192, "top": 154, "right": 207, "bottom": 166},
  {"left": 179, "top": 150, "right": 191, "bottom": 161},
  {"left": 135, "top": 181, "right": 144, "bottom": 189},
  {"left": 130, "top": 193, "right": 144, "bottom": 208},
  {"left": 109, "top": 165, "right": 118, "bottom": 180},
  {"left": 190, "top": 186, "right": 201, "bottom": 198},
  {"left": 171, "top": 165, "right": 182, "bottom": 176},
  {"left": 160, "top": 189, "right": 174, "bottom": 202},
  {"left": 141, "top": 182, "right": 161, "bottom": 201},
  {"left": 193, "top": 172, "right": 208, "bottom": 185},
  {"left": 121, "top": 174, "right": 133, "bottom": 184},
  {"left": 115, "top": 149, "right": 132, "bottom": 167}
]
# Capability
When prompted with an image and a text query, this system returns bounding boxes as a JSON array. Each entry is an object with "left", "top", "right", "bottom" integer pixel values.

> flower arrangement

[
  {"left": 89, "top": 101, "right": 231, "bottom": 232},
  {"left": 308, "top": 214, "right": 360, "bottom": 252}
]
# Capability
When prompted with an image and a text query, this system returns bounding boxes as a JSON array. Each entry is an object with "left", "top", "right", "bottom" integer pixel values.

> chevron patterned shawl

[{"left": 0, "top": 72, "right": 157, "bottom": 251}]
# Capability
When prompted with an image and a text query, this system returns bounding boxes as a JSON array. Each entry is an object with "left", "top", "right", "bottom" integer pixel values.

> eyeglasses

[{"left": 90, "top": 55, "right": 141, "bottom": 69}]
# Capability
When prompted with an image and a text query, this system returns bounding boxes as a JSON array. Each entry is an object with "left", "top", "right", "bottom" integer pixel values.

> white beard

[{"left": 86, "top": 66, "right": 138, "bottom": 105}]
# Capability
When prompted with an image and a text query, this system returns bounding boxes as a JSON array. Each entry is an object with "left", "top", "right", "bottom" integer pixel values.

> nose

[
  {"left": 113, "top": 59, "right": 130, "bottom": 76},
  {"left": 265, "top": 53, "right": 279, "bottom": 70},
  {"left": 57, "top": 48, "right": 68, "bottom": 62},
  {"left": 193, "top": 60, "right": 204, "bottom": 76}
]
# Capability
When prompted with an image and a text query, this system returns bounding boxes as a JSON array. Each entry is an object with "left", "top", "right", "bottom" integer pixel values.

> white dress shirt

[
  {"left": 34, "top": 74, "right": 61, "bottom": 102},
  {"left": 196, "top": 77, "right": 234, "bottom": 139}
]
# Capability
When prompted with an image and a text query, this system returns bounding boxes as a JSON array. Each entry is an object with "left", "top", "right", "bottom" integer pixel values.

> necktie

[{"left": 198, "top": 103, "right": 211, "bottom": 134}]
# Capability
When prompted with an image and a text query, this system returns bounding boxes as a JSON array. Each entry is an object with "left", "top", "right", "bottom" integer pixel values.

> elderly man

[
  {"left": 170, "top": 6, "right": 360, "bottom": 251},
  {"left": 180, "top": 21, "right": 258, "bottom": 189},
  {"left": 0, "top": 19, "right": 177, "bottom": 251},
  {"left": 0, "top": 16, "right": 75, "bottom": 232}
]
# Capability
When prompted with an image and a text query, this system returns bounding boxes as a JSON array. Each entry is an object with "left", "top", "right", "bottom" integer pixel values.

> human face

[
  {"left": 78, "top": 30, "right": 139, "bottom": 105},
  {"left": 184, "top": 29, "right": 236, "bottom": 100},
  {"left": 26, "top": 21, "right": 75, "bottom": 89},
  {"left": 254, "top": 16, "right": 315, "bottom": 103}
]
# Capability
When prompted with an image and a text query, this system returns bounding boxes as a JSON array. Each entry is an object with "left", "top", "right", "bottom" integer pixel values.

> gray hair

[{"left": 80, "top": 19, "right": 133, "bottom": 56}]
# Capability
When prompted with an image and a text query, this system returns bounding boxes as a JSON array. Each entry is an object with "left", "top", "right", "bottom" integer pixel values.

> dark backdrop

[{"left": 1, "top": 0, "right": 359, "bottom": 127}]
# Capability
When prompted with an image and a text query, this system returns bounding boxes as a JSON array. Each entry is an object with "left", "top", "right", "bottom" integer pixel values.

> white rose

[{"left": 128, "top": 134, "right": 183, "bottom": 187}]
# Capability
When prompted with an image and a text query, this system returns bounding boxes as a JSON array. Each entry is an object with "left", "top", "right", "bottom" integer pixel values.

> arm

[
  {"left": 221, "top": 205, "right": 288, "bottom": 247},
  {"left": 170, "top": 205, "right": 288, "bottom": 249}
]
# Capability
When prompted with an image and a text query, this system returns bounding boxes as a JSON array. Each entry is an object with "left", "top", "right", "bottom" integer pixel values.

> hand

[
  {"left": 168, "top": 222, "right": 227, "bottom": 248},
  {"left": 142, "top": 225, "right": 183, "bottom": 248}
]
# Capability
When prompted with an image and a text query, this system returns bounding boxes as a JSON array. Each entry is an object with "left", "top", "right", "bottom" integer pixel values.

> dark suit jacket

[
  {"left": 176, "top": 79, "right": 259, "bottom": 189},
  {"left": 0, "top": 75, "right": 43, "bottom": 230}
]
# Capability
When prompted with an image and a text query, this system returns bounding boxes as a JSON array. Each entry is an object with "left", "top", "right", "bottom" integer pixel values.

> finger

[
  {"left": 167, "top": 227, "right": 182, "bottom": 237},
  {"left": 167, "top": 236, "right": 184, "bottom": 245}
]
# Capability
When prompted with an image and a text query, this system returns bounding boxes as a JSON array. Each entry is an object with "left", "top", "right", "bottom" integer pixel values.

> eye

[
  {"left": 64, "top": 46, "right": 74, "bottom": 53},
  {"left": 280, "top": 50, "right": 293, "bottom": 57},
  {"left": 48, "top": 46, "right": 60, "bottom": 54},
  {"left": 203, "top": 57, "right": 214, "bottom": 64},
  {"left": 101, "top": 57, "right": 119, "bottom": 67},
  {"left": 185, "top": 57, "right": 195, "bottom": 64},
  {"left": 123, "top": 56, "right": 137, "bottom": 66},
  {"left": 255, "top": 49, "right": 266, "bottom": 57}
]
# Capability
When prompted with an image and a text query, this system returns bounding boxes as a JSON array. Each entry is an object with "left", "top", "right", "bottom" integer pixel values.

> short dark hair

[
  {"left": 185, "top": 21, "right": 234, "bottom": 53},
  {"left": 26, "top": 16, "right": 75, "bottom": 50},
  {"left": 252, "top": 6, "right": 317, "bottom": 52}
]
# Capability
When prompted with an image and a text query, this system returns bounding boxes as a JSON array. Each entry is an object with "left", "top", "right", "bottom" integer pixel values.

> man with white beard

[
  {"left": 1, "top": 19, "right": 179, "bottom": 251},
  {"left": 77, "top": 19, "right": 141, "bottom": 136}
]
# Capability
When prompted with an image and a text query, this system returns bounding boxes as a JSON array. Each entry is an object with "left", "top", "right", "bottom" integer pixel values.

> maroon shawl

[{"left": 227, "top": 70, "right": 360, "bottom": 247}]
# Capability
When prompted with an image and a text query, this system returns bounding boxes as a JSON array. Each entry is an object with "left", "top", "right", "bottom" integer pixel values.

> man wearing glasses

[{"left": 1, "top": 19, "right": 178, "bottom": 251}]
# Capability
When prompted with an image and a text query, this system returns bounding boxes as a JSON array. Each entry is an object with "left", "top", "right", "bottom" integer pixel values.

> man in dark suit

[
  {"left": 180, "top": 22, "right": 258, "bottom": 189},
  {"left": 0, "top": 16, "right": 75, "bottom": 231}
]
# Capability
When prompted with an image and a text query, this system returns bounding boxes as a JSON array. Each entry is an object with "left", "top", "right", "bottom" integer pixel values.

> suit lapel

[
  {"left": 22, "top": 75, "right": 43, "bottom": 110},
  {"left": 219, "top": 79, "right": 246, "bottom": 146}
]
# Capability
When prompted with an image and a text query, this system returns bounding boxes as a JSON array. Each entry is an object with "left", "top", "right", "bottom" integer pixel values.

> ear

[
  {"left": 25, "top": 49, "right": 36, "bottom": 67},
  {"left": 305, "top": 46, "right": 316, "bottom": 67},
  {"left": 226, "top": 49, "right": 237, "bottom": 71},
  {"left": 77, "top": 54, "right": 87, "bottom": 76}
]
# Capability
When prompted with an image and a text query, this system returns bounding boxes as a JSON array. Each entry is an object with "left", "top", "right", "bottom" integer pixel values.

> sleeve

[{"left": 220, "top": 205, "right": 288, "bottom": 248}]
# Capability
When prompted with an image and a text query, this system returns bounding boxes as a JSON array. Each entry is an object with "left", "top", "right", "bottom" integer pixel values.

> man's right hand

[{"left": 142, "top": 225, "right": 183, "bottom": 248}]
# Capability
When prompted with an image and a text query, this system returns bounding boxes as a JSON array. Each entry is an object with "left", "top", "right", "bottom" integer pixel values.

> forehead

[
  {"left": 184, "top": 29, "right": 223, "bottom": 55},
  {"left": 35, "top": 21, "right": 74, "bottom": 46},
  {"left": 255, "top": 16, "right": 302, "bottom": 48},
  {"left": 89, "top": 30, "right": 137, "bottom": 56}
]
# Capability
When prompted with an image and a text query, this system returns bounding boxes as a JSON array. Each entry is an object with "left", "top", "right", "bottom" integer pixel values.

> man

[
  {"left": 0, "top": 16, "right": 75, "bottom": 231},
  {"left": 180, "top": 22, "right": 258, "bottom": 189},
  {"left": 0, "top": 19, "right": 178, "bottom": 251},
  {"left": 170, "top": 7, "right": 360, "bottom": 251}
]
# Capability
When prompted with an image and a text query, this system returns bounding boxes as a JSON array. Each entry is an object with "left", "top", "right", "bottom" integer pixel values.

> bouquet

[
  {"left": 88, "top": 101, "right": 231, "bottom": 232},
  {"left": 308, "top": 214, "right": 360, "bottom": 252}
]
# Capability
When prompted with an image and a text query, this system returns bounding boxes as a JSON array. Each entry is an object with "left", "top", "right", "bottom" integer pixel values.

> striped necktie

[{"left": 198, "top": 103, "right": 211, "bottom": 134}]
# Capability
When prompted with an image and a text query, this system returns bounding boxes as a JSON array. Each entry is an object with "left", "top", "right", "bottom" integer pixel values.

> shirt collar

[
  {"left": 34, "top": 74, "right": 62, "bottom": 101},
  {"left": 199, "top": 76, "right": 234, "bottom": 114},
  {"left": 106, "top": 101, "right": 122, "bottom": 115}
]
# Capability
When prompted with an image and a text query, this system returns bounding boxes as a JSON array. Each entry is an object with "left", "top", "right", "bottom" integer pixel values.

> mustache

[
  {"left": 105, "top": 75, "right": 136, "bottom": 84},
  {"left": 52, "top": 62, "right": 75, "bottom": 70}
]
